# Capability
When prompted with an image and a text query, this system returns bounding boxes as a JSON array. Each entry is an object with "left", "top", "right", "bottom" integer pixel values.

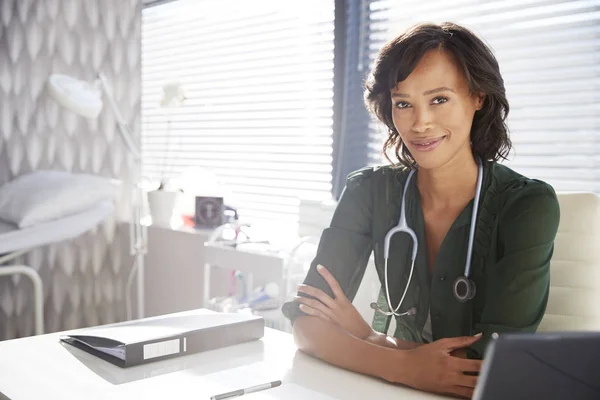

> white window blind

[
  {"left": 366, "top": 0, "right": 600, "bottom": 192},
  {"left": 141, "top": 0, "right": 335, "bottom": 225}
]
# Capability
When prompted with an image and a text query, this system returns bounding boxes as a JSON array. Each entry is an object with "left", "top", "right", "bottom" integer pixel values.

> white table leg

[
  {"left": 203, "top": 263, "right": 211, "bottom": 308},
  {"left": 0, "top": 265, "right": 44, "bottom": 335}
]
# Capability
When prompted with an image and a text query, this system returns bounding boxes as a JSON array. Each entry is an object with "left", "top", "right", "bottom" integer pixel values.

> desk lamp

[{"left": 47, "top": 73, "right": 147, "bottom": 320}]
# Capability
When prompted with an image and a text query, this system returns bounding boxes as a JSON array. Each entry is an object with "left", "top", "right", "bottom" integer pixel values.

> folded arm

[
  {"left": 292, "top": 316, "right": 407, "bottom": 382},
  {"left": 294, "top": 315, "right": 482, "bottom": 398},
  {"left": 295, "top": 264, "right": 420, "bottom": 350},
  {"left": 283, "top": 169, "right": 418, "bottom": 350},
  {"left": 283, "top": 169, "right": 483, "bottom": 398}
]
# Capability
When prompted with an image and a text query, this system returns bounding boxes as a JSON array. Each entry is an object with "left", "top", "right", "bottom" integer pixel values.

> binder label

[{"left": 143, "top": 338, "right": 180, "bottom": 360}]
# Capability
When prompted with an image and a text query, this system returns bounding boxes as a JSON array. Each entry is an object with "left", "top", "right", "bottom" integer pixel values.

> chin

[{"left": 412, "top": 154, "right": 449, "bottom": 170}]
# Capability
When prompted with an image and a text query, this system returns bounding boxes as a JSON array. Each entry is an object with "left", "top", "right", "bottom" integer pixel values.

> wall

[{"left": 0, "top": 0, "right": 141, "bottom": 339}]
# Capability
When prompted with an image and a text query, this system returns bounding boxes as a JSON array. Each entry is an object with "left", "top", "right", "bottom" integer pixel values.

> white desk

[{"left": 0, "top": 323, "right": 448, "bottom": 400}]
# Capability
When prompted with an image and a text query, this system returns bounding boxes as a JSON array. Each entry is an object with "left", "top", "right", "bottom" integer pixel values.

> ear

[{"left": 475, "top": 92, "right": 486, "bottom": 110}]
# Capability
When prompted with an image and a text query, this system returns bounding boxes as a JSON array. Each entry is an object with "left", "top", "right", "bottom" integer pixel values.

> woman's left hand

[{"left": 296, "top": 264, "right": 373, "bottom": 340}]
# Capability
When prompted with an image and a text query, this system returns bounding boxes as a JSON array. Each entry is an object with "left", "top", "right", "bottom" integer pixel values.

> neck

[{"left": 417, "top": 152, "right": 479, "bottom": 210}]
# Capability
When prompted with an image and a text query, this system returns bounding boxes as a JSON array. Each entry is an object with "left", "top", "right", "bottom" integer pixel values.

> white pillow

[{"left": 0, "top": 170, "right": 118, "bottom": 228}]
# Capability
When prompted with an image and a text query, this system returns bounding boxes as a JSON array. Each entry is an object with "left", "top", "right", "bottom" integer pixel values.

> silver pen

[{"left": 210, "top": 380, "right": 282, "bottom": 400}]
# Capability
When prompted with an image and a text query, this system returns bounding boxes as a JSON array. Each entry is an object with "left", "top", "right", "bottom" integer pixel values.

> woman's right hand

[{"left": 399, "top": 334, "right": 483, "bottom": 399}]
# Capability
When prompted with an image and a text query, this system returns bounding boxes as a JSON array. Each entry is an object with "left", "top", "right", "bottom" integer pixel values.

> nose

[{"left": 412, "top": 107, "right": 433, "bottom": 133}]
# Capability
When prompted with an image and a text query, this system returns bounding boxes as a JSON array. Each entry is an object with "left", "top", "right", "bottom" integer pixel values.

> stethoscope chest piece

[{"left": 453, "top": 276, "right": 476, "bottom": 302}]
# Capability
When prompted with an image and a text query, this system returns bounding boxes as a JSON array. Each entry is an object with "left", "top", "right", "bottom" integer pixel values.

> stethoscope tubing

[{"left": 374, "top": 160, "right": 483, "bottom": 317}]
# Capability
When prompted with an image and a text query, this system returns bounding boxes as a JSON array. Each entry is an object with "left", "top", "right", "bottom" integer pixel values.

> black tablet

[{"left": 473, "top": 331, "right": 600, "bottom": 400}]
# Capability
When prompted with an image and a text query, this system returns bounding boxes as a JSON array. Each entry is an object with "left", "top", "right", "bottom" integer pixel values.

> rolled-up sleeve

[
  {"left": 468, "top": 181, "right": 560, "bottom": 359},
  {"left": 282, "top": 168, "right": 375, "bottom": 325}
]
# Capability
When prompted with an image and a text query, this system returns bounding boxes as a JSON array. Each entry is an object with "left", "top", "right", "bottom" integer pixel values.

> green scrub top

[{"left": 283, "top": 162, "right": 560, "bottom": 359}]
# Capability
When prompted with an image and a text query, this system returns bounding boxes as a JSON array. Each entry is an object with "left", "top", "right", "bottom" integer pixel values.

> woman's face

[{"left": 390, "top": 49, "right": 484, "bottom": 170}]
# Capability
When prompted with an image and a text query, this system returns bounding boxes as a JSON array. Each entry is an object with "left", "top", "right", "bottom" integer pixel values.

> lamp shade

[{"left": 46, "top": 74, "right": 103, "bottom": 119}]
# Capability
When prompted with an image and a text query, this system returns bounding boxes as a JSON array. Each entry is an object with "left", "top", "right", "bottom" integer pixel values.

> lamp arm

[
  {"left": 96, "top": 73, "right": 147, "bottom": 319},
  {"left": 97, "top": 73, "right": 142, "bottom": 162}
]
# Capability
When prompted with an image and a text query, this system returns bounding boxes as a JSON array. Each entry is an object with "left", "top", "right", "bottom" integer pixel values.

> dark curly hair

[{"left": 364, "top": 22, "right": 512, "bottom": 168}]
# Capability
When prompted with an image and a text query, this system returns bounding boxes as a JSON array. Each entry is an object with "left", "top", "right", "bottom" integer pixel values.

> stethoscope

[{"left": 370, "top": 159, "right": 484, "bottom": 317}]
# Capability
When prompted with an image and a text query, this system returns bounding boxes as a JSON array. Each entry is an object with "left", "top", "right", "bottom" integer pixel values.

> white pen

[{"left": 210, "top": 380, "right": 282, "bottom": 400}]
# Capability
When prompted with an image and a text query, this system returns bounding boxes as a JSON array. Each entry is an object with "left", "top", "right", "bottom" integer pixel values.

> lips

[{"left": 410, "top": 136, "right": 446, "bottom": 152}]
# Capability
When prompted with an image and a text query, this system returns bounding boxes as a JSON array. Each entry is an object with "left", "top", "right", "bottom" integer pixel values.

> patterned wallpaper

[{"left": 0, "top": 0, "right": 141, "bottom": 339}]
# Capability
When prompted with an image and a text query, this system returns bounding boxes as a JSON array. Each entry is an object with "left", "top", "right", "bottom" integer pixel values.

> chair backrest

[
  {"left": 538, "top": 192, "right": 600, "bottom": 332},
  {"left": 298, "top": 199, "right": 337, "bottom": 238}
]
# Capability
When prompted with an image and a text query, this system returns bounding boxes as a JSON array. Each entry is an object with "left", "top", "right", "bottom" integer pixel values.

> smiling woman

[
  {"left": 282, "top": 22, "right": 560, "bottom": 399},
  {"left": 365, "top": 23, "right": 511, "bottom": 171}
]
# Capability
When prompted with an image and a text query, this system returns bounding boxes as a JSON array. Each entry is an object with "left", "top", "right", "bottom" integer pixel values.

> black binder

[{"left": 60, "top": 309, "right": 265, "bottom": 368}]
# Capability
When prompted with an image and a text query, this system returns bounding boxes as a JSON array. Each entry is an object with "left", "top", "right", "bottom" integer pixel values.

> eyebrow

[{"left": 391, "top": 87, "right": 455, "bottom": 98}]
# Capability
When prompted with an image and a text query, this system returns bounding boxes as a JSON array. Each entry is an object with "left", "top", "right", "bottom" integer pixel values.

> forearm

[
  {"left": 365, "top": 331, "right": 421, "bottom": 350},
  {"left": 293, "top": 316, "right": 410, "bottom": 383}
]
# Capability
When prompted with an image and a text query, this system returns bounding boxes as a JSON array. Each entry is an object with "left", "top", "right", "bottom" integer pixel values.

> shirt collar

[{"left": 391, "top": 162, "right": 494, "bottom": 231}]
